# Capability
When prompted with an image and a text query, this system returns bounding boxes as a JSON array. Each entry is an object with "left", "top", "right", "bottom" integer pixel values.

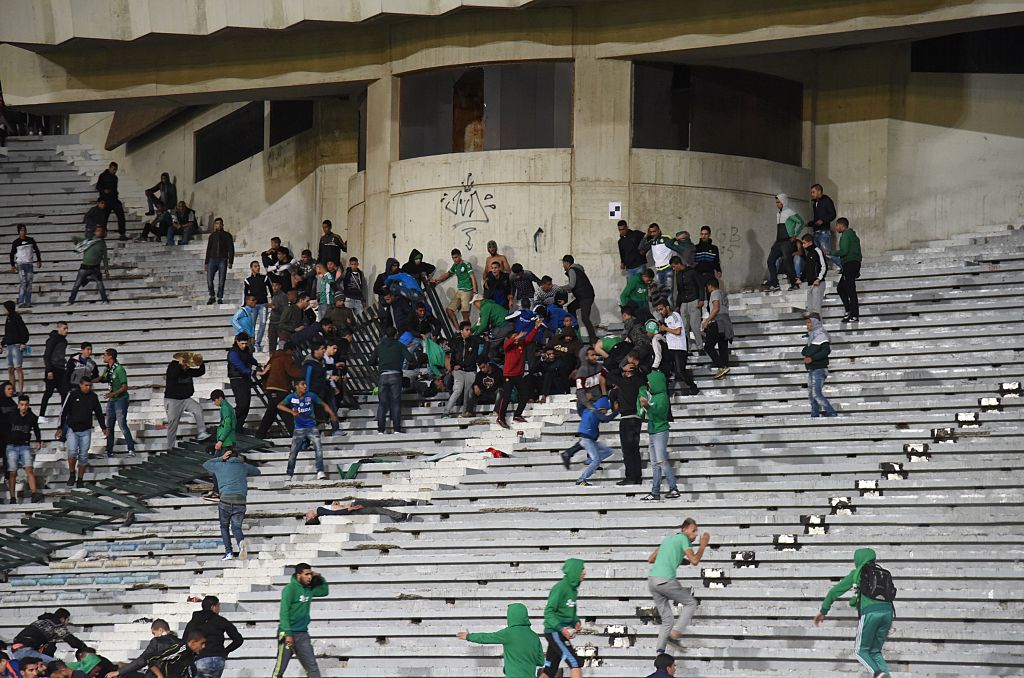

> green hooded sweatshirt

[
  {"left": 638, "top": 371, "right": 670, "bottom": 434},
  {"left": 216, "top": 399, "right": 236, "bottom": 449},
  {"left": 466, "top": 603, "right": 545, "bottom": 678},
  {"left": 279, "top": 573, "right": 330, "bottom": 633},
  {"left": 472, "top": 298, "right": 510, "bottom": 335},
  {"left": 619, "top": 273, "right": 649, "bottom": 309},
  {"left": 820, "top": 547, "right": 891, "bottom": 615},
  {"left": 543, "top": 558, "right": 584, "bottom": 633},
  {"left": 67, "top": 654, "right": 101, "bottom": 674}
]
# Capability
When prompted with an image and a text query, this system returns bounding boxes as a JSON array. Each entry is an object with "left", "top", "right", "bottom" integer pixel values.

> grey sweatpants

[
  {"left": 165, "top": 397, "right": 207, "bottom": 448},
  {"left": 446, "top": 369, "right": 476, "bottom": 414},
  {"left": 680, "top": 299, "right": 703, "bottom": 351},
  {"left": 648, "top": 576, "right": 698, "bottom": 651},
  {"left": 806, "top": 281, "right": 825, "bottom": 315},
  {"left": 273, "top": 630, "right": 321, "bottom": 678}
]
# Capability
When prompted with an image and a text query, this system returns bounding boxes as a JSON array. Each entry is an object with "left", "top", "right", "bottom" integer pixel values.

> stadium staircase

[{"left": 1, "top": 134, "right": 1023, "bottom": 677}]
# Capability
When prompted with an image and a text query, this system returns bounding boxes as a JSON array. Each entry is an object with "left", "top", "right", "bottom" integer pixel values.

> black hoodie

[
  {"left": 2, "top": 311, "right": 29, "bottom": 347},
  {"left": 44, "top": 330, "right": 69, "bottom": 372},
  {"left": 116, "top": 632, "right": 181, "bottom": 677},
  {"left": 13, "top": 612, "right": 86, "bottom": 657},
  {"left": 183, "top": 609, "right": 244, "bottom": 659}
]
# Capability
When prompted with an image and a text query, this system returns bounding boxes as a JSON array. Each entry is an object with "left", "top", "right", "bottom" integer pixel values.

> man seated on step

[
  {"left": 471, "top": 361, "right": 504, "bottom": 415},
  {"left": 136, "top": 200, "right": 172, "bottom": 243},
  {"left": 303, "top": 498, "right": 420, "bottom": 524},
  {"left": 167, "top": 201, "right": 197, "bottom": 246}
]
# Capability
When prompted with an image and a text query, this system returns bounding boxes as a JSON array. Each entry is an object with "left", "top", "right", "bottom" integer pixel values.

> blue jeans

[
  {"left": 65, "top": 428, "right": 92, "bottom": 465},
  {"left": 655, "top": 267, "right": 672, "bottom": 289},
  {"left": 218, "top": 502, "right": 246, "bottom": 554},
  {"left": 17, "top": 263, "right": 33, "bottom": 305},
  {"left": 813, "top": 229, "right": 832, "bottom": 254},
  {"left": 13, "top": 648, "right": 55, "bottom": 664},
  {"left": 625, "top": 265, "right": 645, "bottom": 279},
  {"left": 377, "top": 372, "right": 403, "bottom": 433},
  {"left": 288, "top": 427, "right": 323, "bottom": 475},
  {"left": 578, "top": 437, "right": 612, "bottom": 482},
  {"left": 166, "top": 225, "right": 193, "bottom": 245},
  {"left": 253, "top": 303, "right": 267, "bottom": 346},
  {"left": 106, "top": 398, "right": 136, "bottom": 454},
  {"left": 808, "top": 368, "right": 837, "bottom": 417},
  {"left": 195, "top": 656, "right": 226, "bottom": 678},
  {"left": 648, "top": 430, "right": 676, "bottom": 495},
  {"left": 207, "top": 258, "right": 228, "bottom": 300},
  {"left": 344, "top": 298, "right": 365, "bottom": 315}
]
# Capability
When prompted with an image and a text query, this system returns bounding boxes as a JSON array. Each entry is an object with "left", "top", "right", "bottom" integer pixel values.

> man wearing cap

[{"left": 647, "top": 653, "right": 678, "bottom": 677}]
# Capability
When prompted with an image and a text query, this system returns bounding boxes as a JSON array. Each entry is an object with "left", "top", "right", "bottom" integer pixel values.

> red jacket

[{"left": 502, "top": 325, "right": 539, "bottom": 377}]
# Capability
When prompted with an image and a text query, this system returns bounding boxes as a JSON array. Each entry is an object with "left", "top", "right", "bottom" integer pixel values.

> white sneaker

[
  {"left": 220, "top": 553, "right": 234, "bottom": 561},
  {"left": 287, "top": 475, "right": 294, "bottom": 483},
  {"left": 238, "top": 540, "right": 249, "bottom": 560},
  {"left": 196, "top": 431, "right": 212, "bottom": 441},
  {"left": 316, "top": 471, "right": 327, "bottom": 480}
]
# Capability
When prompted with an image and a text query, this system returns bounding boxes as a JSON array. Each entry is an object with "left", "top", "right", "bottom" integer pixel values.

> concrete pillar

[
  {"left": 570, "top": 50, "right": 632, "bottom": 327},
  {"left": 361, "top": 73, "right": 400, "bottom": 273}
]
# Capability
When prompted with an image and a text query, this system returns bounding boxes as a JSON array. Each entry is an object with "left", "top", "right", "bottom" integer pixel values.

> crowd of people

[{"left": 0, "top": 167, "right": 887, "bottom": 678}]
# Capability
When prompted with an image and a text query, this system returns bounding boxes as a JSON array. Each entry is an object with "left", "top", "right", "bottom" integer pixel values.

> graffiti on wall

[{"left": 440, "top": 173, "right": 496, "bottom": 250}]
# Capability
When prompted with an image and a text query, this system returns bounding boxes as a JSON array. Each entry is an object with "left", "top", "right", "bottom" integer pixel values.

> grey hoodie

[{"left": 574, "top": 345, "right": 604, "bottom": 406}]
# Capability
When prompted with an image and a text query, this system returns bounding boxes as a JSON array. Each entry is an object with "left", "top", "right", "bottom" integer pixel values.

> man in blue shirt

[
  {"left": 202, "top": 451, "right": 261, "bottom": 561},
  {"left": 277, "top": 379, "right": 337, "bottom": 482}
]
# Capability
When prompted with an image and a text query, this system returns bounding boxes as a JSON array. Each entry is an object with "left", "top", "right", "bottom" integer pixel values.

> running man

[
  {"left": 539, "top": 558, "right": 585, "bottom": 678},
  {"left": 273, "top": 563, "right": 329, "bottom": 678},
  {"left": 647, "top": 517, "right": 710, "bottom": 655}
]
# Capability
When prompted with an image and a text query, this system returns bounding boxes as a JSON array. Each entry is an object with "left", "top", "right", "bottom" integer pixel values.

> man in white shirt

[{"left": 654, "top": 300, "right": 699, "bottom": 396}]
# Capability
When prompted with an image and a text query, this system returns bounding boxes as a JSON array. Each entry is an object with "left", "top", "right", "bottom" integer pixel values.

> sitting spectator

[
  {"left": 136, "top": 200, "right": 173, "bottom": 243},
  {"left": 5, "top": 655, "right": 45, "bottom": 678},
  {"left": 260, "top": 237, "right": 289, "bottom": 271},
  {"left": 304, "top": 498, "right": 419, "bottom": 524},
  {"left": 764, "top": 193, "right": 805, "bottom": 291},
  {"left": 472, "top": 362, "right": 503, "bottom": 412},
  {"left": 11, "top": 608, "right": 86, "bottom": 664},
  {"left": 144, "top": 172, "right": 177, "bottom": 216},
  {"left": 167, "top": 201, "right": 197, "bottom": 246}
]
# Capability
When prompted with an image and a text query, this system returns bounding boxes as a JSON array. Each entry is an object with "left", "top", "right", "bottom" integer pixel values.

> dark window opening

[
  {"left": 399, "top": 61, "right": 573, "bottom": 160},
  {"left": 194, "top": 102, "right": 264, "bottom": 182},
  {"left": 269, "top": 100, "right": 314, "bottom": 146},
  {"left": 912, "top": 26, "right": 1024, "bottom": 74},
  {"left": 633, "top": 62, "right": 802, "bottom": 166}
]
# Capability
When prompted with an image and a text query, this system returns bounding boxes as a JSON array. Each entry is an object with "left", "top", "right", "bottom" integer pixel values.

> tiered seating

[{"left": 1, "top": 135, "right": 1023, "bottom": 677}]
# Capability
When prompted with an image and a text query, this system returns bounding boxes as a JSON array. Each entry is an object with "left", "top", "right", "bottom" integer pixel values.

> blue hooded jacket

[{"left": 577, "top": 396, "right": 616, "bottom": 440}]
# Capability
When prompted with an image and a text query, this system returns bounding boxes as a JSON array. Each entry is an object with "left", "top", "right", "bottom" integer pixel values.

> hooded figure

[
  {"left": 775, "top": 193, "right": 805, "bottom": 241},
  {"left": 802, "top": 313, "right": 837, "bottom": 417},
  {"left": 543, "top": 558, "right": 585, "bottom": 634},
  {"left": 638, "top": 370, "right": 669, "bottom": 434},
  {"left": 464, "top": 603, "right": 545, "bottom": 678},
  {"left": 372, "top": 258, "right": 401, "bottom": 304},
  {"left": 183, "top": 604, "right": 244, "bottom": 660},
  {"left": 401, "top": 248, "right": 436, "bottom": 282}
]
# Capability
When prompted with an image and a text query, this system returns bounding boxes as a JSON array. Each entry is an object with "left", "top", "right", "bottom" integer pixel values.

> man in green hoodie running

[
  {"left": 539, "top": 558, "right": 585, "bottom": 678},
  {"left": 813, "top": 548, "right": 895, "bottom": 678},
  {"left": 273, "top": 562, "right": 330, "bottom": 678},
  {"left": 457, "top": 602, "right": 544, "bottom": 678}
]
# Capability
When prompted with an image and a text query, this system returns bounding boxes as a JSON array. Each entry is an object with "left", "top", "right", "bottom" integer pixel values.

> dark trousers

[
  {"left": 704, "top": 322, "right": 730, "bottom": 368},
  {"left": 257, "top": 389, "right": 293, "bottom": 437},
  {"left": 838, "top": 260, "right": 861, "bottom": 316},
  {"left": 377, "top": 372, "right": 403, "bottom": 433},
  {"left": 497, "top": 375, "right": 529, "bottom": 420},
  {"left": 229, "top": 377, "right": 251, "bottom": 434},
  {"left": 661, "top": 348, "right": 699, "bottom": 394},
  {"left": 69, "top": 266, "right": 108, "bottom": 302},
  {"left": 568, "top": 296, "right": 597, "bottom": 345},
  {"left": 619, "top": 416, "right": 643, "bottom": 482},
  {"left": 541, "top": 364, "right": 572, "bottom": 397},
  {"left": 268, "top": 323, "right": 279, "bottom": 352},
  {"left": 102, "top": 198, "right": 126, "bottom": 236},
  {"left": 766, "top": 239, "right": 796, "bottom": 286},
  {"left": 40, "top": 367, "right": 68, "bottom": 417},
  {"left": 207, "top": 258, "right": 228, "bottom": 301}
]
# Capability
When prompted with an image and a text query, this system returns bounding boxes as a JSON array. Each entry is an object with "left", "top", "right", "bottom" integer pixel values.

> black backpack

[{"left": 859, "top": 561, "right": 897, "bottom": 609}]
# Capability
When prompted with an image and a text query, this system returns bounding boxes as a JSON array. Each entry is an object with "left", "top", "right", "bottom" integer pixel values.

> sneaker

[
  {"left": 513, "top": 416, "right": 527, "bottom": 423},
  {"left": 207, "top": 296, "right": 215, "bottom": 305},
  {"left": 665, "top": 489, "right": 681, "bottom": 499},
  {"left": 640, "top": 493, "right": 661, "bottom": 502},
  {"left": 196, "top": 431, "right": 212, "bottom": 441},
  {"left": 238, "top": 540, "right": 249, "bottom": 560},
  {"left": 66, "top": 472, "right": 75, "bottom": 487},
  {"left": 575, "top": 480, "right": 592, "bottom": 487},
  {"left": 220, "top": 553, "right": 234, "bottom": 561},
  {"left": 30, "top": 492, "right": 44, "bottom": 503},
  {"left": 787, "top": 283, "right": 800, "bottom": 291},
  {"left": 769, "top": 284, "right": 781, "bottom": 292},
  {"left": 560, "top": 450, "right": 573, "bottom": 470},
  {"left": 202, "top": 492, "right": 219, "bottom": 503},
  {"left": 316, "top": 471, "right": 327, "bottom": 480},
  {"left": 217, "top": 298, "right": 223, "bottom": 304},
  {"left": 287, "top": 474, "right": 294, "bottom": 482},
  {"left": 714, "top": 367, "right": 731, "bottom": 380},
  {"left": 496, "top": 418, "right": 510, "bottom": 430},
  {"left": 127, "top": 449, "right": 136, "bottom": 457},
  {"left": 75, "top": 479, "right": 84, "bottom": 489},
  {"left": 848, "top": 316, "right": 859, "bottom": 322},
  {"left": 841, "top": 314, "right": 851, "bottom": 323},
  {"left": 8, "top": 496, "right": 15, "bottom": 505},
  {"left": 616, "top": 479, "right": 642, "bottom": 486},
  {"left": 106, "top": 451, "right": 115, "bottom": 459},
  {"left": 462, "top": 411, "right": 474, "bottom": 418}
]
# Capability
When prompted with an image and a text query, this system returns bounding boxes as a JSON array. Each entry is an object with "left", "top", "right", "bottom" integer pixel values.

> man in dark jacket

[
  {"left": 83, "top": 197, "right": 108, "bottom": 239},
  {"left": 616, "top": 220, "right": 647, "bottom": 278},
  {"left": 369, "top": 325, "right": 416, "bottom": 434},
  {"left": 800, "top": 233, "right": 828, "bottom": 315},
  {"left": 694, "top": 225, "right": 722, "bottom": 286},
  {"left": 59, "top": 379, "right": 107, "bottom": 488},
  {"left": 96, "top": 163, "right": 126, "bottom": 240},
  {"left": 204, "top": 218, "right": 234, "bottom": 305},
  {"left": 12, "top": 609, "right": 86, "bottom": 664},
  {"left": 183, "top": 596, "right": 243, "bottom": 678},
  {"left": 40, "top": 322, "right": 69, "bottom": 420},
  {"left": 105, "top": 620, "right": 179, "bottom": 678},
  {"left": 227, "top": 334, "right": 261, "bottom": 435},
  {"left": 378, "top": 290, "right": 413, "bottom": 335},
  {"left": 608, "top": 360, "right": 645, "bottom": 486},
  {"left": 670, "top": 255, "right": 704, "bottom": 354},
  {"left": 446, "top": 322, "right": 481, "bottom": 416},
  {"left": 2, "top": 300, "right": 29, "bottom": 394},
  {"left": 561, "top": 255, "right": 597, "bottom": 345},
  {"left": 809, "top": 183, "right": 837, "bottom": 255},
  {"left": 646, "top": 652, "right": 677, "bottom": 678},
  {"left": 148, "top": 631, "right": 205, "bottom": 678},
  {"left": 144, "top": 172, "right": 176, "bottom": 216},
  {"left": 165, "top": 353, "right": 211, "bottom": 449},
  {"left": 316, "top": 220, "right": 346, "bottom": 267}
]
